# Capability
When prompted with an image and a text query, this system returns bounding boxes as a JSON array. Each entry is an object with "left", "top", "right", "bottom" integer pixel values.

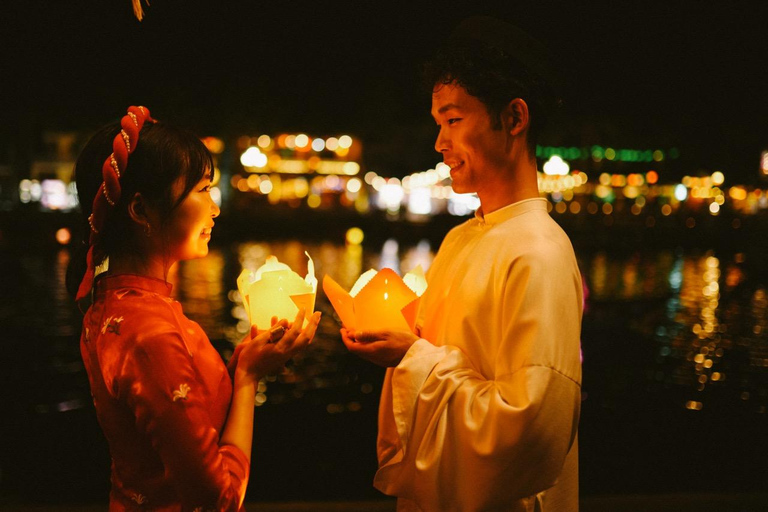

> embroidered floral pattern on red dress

[
  {"left": 101, "top": 315, "right": 124, "bottom": 335},
  {"left": 131, "top": 492, "right": 147, "bottom": 505},
  {"left": 172, "top": 383, "right": 190, "bottom": 401}
]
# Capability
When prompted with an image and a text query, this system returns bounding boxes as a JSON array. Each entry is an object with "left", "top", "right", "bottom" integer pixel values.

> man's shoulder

[{"left": 495, "top": 213, "right": 577, "bottom": 266}]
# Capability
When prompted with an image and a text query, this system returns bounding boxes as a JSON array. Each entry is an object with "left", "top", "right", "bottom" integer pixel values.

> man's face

[{"left": 431, "top": 83, "right": 509, "bottom": 195}]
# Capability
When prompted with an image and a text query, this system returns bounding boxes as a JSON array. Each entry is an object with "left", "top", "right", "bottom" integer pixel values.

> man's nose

[{"left": 434, "top": 127, "right": 450, "bottom": 154}]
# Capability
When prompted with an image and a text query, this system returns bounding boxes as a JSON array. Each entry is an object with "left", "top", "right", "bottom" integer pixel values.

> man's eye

[{"left": 447, "top": 118, "right": 461, "bottom": 125}]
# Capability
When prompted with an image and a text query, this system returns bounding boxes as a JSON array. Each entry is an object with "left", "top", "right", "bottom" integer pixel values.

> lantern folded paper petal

[
  {"left": 402, "top": 265, "right": 427, "bottom": 296},
  {"left": 237, "top": 252, "right": 316, "bottom": 329},
  {"left": 323, "top": 266, "right": 427, "bottom": 333}
]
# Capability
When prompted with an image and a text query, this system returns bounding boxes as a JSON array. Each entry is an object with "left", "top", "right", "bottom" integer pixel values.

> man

[{"left": 342, "top": 16, "right": 582, "bottom": 512}]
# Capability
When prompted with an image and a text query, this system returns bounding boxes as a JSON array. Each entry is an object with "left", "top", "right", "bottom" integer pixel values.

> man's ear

[{"left": 503, "top": 98, "right": 530, "bottom": 137}]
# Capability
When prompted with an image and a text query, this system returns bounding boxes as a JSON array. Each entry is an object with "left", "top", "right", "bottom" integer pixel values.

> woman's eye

[{"left": 200, "top": 185, "right": 211, "bottom": 192}]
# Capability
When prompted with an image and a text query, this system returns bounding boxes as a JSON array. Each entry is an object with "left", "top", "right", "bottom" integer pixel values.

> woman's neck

[{"left": 108, "top": 253, "right": 171, "bottom": 281}]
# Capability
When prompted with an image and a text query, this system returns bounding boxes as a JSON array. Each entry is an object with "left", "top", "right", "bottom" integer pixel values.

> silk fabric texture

[
  {"left": 80, "top": 274, "right": 248, "bottom": 511},
  {"left": 375, "top": 198, "right": 583, "bottom": 512}
]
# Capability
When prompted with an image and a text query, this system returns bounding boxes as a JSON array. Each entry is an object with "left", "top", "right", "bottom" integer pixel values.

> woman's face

[{"left": 161, "top": 171, "right": 220, "bottom": 263}]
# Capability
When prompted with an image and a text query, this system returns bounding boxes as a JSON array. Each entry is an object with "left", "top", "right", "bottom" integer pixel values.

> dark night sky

[{"left": 2, "top": 1, "right": 767, "bottom": 181}]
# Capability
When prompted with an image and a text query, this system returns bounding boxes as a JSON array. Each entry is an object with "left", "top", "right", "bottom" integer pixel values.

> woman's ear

[{"left": 127, "top": 192, "right": 149, "bottom": 226}]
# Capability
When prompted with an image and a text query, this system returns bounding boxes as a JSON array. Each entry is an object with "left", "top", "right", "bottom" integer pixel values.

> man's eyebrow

[{"left": 436, "top": 103, "right": 462, "bottom": 114}]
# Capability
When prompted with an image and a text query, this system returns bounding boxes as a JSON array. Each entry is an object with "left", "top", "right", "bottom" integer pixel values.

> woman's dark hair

[
  {"left": 423, "top": 37, "right": 561, "bottom": 155},
  {"left": 66, "top": 121, "right": 212, "bottom": 297}
]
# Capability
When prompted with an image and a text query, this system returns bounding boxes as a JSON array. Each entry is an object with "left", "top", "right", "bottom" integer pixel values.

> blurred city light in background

[
  {"left": 543, "top": 155, "right": 570, "bottom": 176},
  {"left": 345, "top": 227, "right": 364, "bottom": 245},
  {"left": 761, "top": 150, "right": 768, "bottom": 176},
  {"left": 55, "top": 227, "right": 71, "bottom": 245},
  {"left": 12, "top": 132, "right": 768, "bottom": 223}
]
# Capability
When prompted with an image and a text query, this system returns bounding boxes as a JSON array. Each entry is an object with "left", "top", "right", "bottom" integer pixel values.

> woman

[{"left": 69, "top": 106, "right": 320, "bottom": 510}]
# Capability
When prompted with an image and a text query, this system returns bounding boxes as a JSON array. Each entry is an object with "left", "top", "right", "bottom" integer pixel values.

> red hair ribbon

[{"left": 76, "top": 106, "right": 155, "bottom": 303}]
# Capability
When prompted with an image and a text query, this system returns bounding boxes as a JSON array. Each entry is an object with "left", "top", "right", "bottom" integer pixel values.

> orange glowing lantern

[
  {"left": 237, "top": 252, "right": 317, "bottom": 329},
  {"left": 323, "top": 266, "right": 427, "bottom": 333}
]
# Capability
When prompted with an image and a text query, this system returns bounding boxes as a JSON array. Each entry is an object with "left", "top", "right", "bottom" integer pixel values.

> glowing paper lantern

[
  {"left": 323, "top": 266, "right": 427, "bottom": 333},
  {"left": 237, "top": 252, "right": 317, "bottom": 329}
]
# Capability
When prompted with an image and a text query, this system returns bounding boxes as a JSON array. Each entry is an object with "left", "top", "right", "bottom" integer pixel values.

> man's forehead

[{"left": 431, "top": 84, "right": 466, "bottom": 111}]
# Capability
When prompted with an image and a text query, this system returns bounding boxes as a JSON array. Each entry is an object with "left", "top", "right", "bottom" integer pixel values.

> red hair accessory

[{"left": 76, "top": 106, "right": 155, "bottom": 303}]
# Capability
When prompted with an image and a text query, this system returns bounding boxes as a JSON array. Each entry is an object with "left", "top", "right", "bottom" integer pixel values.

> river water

[{"left": 2, "top": 232, "right": 767, "bottom": 502}]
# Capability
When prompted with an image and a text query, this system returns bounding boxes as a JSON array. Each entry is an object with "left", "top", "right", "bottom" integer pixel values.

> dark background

[
  {"left": 2, "top": 2, "right": 768, "bottom": 508},
  {"left": 2, "top": 0, "right": 768, "bottom": 182}
]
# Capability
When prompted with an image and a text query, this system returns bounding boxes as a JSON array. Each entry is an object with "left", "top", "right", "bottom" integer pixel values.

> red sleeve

[{"left": 118, "top": 331, "right": 249, "bottom": 511}]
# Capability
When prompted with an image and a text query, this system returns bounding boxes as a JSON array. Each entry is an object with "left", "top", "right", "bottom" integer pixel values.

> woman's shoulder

[
  {"left": 107, "top": 286, "right": 180, "bottom": 320},
  {"left": 96, "top": 289, "right": 190, "bottom": 350}
]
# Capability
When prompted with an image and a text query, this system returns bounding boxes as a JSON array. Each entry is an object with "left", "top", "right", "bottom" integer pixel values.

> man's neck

[{"left": 477, "top": 158, "right": 540, "bottom": 215}]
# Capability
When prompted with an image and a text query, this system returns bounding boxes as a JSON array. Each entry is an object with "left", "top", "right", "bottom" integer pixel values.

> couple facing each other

[{"left": 71, "top": 16, "right": 582, "bottom": 512}]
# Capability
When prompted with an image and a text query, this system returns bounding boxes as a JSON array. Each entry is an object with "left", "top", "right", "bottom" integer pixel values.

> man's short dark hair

[{"left": 424, "top": 21, "right": 561, "bottom": 156}]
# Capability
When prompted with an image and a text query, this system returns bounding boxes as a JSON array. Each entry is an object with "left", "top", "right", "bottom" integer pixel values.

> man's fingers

[
  {"left": 341, "top": 331, "right": 358, "bottom": 351},
  {"left": 342, "top": 332, "right": 377, "bottom": 355},
  {"left": 354, "top": 330, "right": 388, "bottom": 343}
]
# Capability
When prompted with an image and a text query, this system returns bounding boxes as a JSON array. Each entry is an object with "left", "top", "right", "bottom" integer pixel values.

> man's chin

[{"left": 450, "top": 183, "right": 472, "bottom": 195}]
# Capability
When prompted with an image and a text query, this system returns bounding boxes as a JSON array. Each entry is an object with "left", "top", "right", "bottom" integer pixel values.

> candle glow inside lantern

[
  {"left": 323, "top": 266, "right": 427, "bottom": 333},
  {"left": 237, "top": 252, "right": 317, "bottom": 329}
]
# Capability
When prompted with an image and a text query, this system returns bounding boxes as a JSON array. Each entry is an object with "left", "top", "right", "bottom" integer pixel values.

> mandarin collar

[
  {"left": 95, "top": 273, "right": 173, "bottom": 297},
  {"left": 474, "top": 197, "right": 548, "bottom": 226}
]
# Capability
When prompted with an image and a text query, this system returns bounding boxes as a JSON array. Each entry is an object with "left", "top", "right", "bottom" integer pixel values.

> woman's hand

[
  {"left": 234, "top": 309, "right": 321, "bottom": 385},
  {"left": 227, "top": 316, "right": 285, "bottom": 380}
]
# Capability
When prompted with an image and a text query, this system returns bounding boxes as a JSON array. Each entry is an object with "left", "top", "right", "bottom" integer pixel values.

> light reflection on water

[
  {"left": 164, "top": 242, "right": 768, "bottom": 414},
  {"left": 581, "top": 249, "right": 768, "bottom": 414}
]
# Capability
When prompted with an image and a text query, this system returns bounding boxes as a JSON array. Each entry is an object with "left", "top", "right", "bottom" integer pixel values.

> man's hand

[{"left": 341, "top": 327, "right": 419, "bottom": 367}]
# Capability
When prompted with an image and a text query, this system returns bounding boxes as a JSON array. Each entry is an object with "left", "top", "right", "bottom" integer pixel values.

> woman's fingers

[
  {"left": 268, "top": 324, "right": 287, "bottom": 343},
  {"left": 292, "top": 312, "right": 321, "bottom": 350},
  {"left": 277, "top": 309, "right": 306, "bottom": 348},
  {"left": 277, "top": 310, "right": 320, "bottom": 352},
  {"left": 301, "top": 311, "right": 321, "bottom": 340},
  {"left": 291, "top": 308, "right": 307, "bottom": 333},
  {"left": 252, "top": 328, "right": 275, "bottom": 345}
]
